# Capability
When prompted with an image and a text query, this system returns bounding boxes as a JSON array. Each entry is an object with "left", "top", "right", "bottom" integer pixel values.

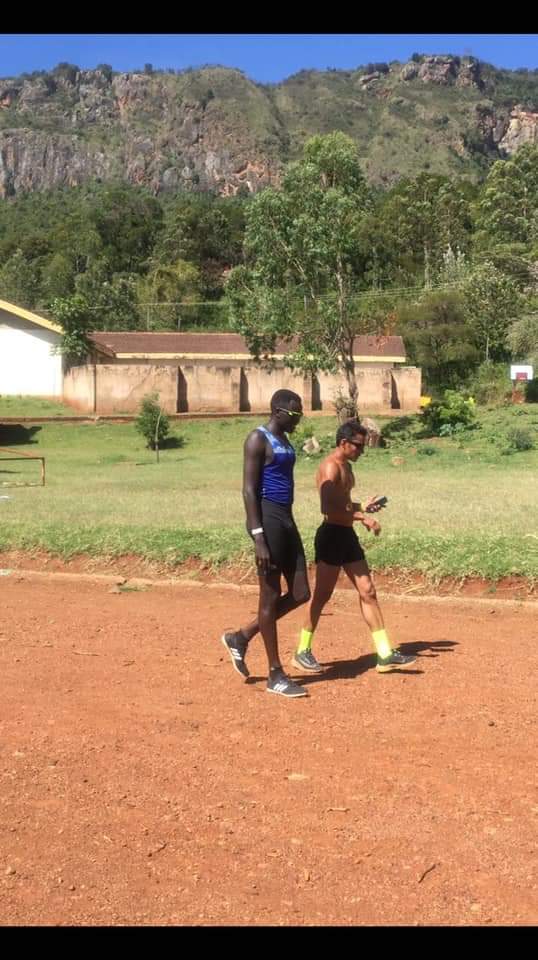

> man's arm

[{"left": 242, "top": 431, "right": 272, "bottom": 574}]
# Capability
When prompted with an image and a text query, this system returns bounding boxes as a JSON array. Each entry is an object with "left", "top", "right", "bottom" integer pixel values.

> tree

[
  {"left": 137, "top": 259, "right": 201, "bottom": 330},
  {"left": 41, "top": 253, "right": 76, "bottom": 301},
  {"left": 226, "top": 133, "right": 379, "bottom": 411},
  {"left": 155, "top": 193, "right": 246, "bottom": 298},
  {"left": 0, "top": 249, "right": 40, "bottom": 308},
  {"left": 462, "top": 261, "right": 524, "bottom": 362},
  {"left": 95, "top": 64, "right": 113, "bottom": 82},
  {"left": 49, "top": 293, "right": 93, "bottom": 366},
  {"left": 507, "top": 312, "right": 538, "bottom": 368},
  {"left": 475, "top": 144, "right": 538, "bottom": 247},
  {"left": 75, "top": 264, "right": 140, "bottom": 331},
  {"left": 89, "top": 184, "right": 163, "bottom": 274},
  {"left": 396, "top": 289, "right": 480, "bottom": 390},
  {"left": 379, "top": 174, "right": 474, "bottom": 286},
  {"left": 135, "top": 393, "right": 170, "bottom": 454},
  {"left": 53, "top": 62, "right": 79, "bottom": 84}
]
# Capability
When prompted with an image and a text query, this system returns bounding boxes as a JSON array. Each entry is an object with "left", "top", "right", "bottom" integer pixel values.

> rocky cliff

[{"left": 0, "top": 55, "right": 537, "bottom": 198}]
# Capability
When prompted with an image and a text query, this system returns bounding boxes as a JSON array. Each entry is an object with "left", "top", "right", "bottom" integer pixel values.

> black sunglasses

[{"left": 277, "top": 407, "right": 303, "bottom": 419}]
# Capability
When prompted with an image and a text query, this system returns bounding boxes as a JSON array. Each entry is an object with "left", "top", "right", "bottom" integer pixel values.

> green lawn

[
  {"left": 0, "top": 406, "right": 537, "bottom": 580},
  {"left": 0, "top": 396, "right": 74, "bottom": 418}
]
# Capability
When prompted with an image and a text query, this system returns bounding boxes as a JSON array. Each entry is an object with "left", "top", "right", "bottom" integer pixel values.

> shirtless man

[{"left": 292, "top": 419, "right": 416, "bottom": 674}]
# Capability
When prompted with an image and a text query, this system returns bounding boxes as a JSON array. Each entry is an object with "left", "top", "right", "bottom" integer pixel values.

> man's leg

[
  {"left": 304, "top": 561, "right": 341, "bottom": 634},
  {"left": 237, "top": 589, "right": 307, "bottom": 643},
  {"left": 223, "top": 516, "right": 309, "bottom": 697},
  {"left": 257, "top": 570, "right": 284, "bottom": 671},
  {"left": 234, "top": 521, "right": 310, "bottom": 642},
  {"left": 222, "top": 511, "right": 291, "bottom": 676},
  {"left": 259, "top": 569, "right": 308, "bottom": 698},
  {"left": 292, "top": 561, "right": 340, "bottom": 672},
  {"left": 344, "top": 561, "right": 416, "bottom": 671},
  {"left": 343, "top": 560, "right": 385, "bottom": 632}
]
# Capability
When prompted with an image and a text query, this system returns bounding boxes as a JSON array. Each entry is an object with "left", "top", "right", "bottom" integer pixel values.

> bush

[
  {"left": 381, "top": 415, "right": 422, "bottom": 446},
  {"left": 416, "top": 444, "right": 437, "bottom": 456},
  {"left": 293, "top": 418, "right": 333, "bottom": 457},
  {"left": 525, "top": 378, "right": 538, "bottom": 403},
  {"left": 499, "top": 427, "right": 535, "bottom": 455},
  {"left": 467, "top": 362, "right": 512, "bottom": 405},
  {"left": 135, "top": 393, "right": 170, "bottom": 450},
  {"left": 421, "top": 390, "right": 477, "bottom": 436},
  {"left": 438, "top": 422, "right": 467, "bottom": 437}
]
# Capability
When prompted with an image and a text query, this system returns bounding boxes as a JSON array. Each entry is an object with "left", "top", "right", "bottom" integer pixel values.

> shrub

[
  {"left": 416, "top": 444, "right": 437, "bottom": 456},
  {"left": 525, "top": 378, "right": 538, "bottom": 403},
  {"left": 467, "top": 362, "right": 512, "bottom": 405},
  {"left": 135, "top": 393, "right": 170, "bottom": 450},
  {"left": 421, "top": 390, "right": 477, "bottom": 436},
  {"left": 499, "top": 427, "right": 535, "bottom": 455}
]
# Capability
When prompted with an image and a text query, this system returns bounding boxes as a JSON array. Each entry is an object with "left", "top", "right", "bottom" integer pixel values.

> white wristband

[{"left": 251, "top": 527, "right": 264, "bottom": 535}]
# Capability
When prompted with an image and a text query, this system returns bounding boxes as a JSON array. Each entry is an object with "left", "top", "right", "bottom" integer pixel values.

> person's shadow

[
  {"left": 245, "top": 639, "right": 457, "bottom": 686},
  {"left": 299, "top": 639, "right": 457, "bottom": 686}
]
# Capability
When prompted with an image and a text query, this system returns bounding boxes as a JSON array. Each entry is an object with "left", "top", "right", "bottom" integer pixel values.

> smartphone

[{"left": 365, "top": 496, "right": 388, "bottom": 513}]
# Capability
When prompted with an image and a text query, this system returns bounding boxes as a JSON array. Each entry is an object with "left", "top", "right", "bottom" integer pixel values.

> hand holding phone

[{"left": 365, "top": 495, "right": 388, "bottom": 513}]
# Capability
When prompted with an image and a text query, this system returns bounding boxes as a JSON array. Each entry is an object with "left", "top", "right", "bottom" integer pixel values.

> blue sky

[{"left": 0, "top": 34, "right": 537, "bottom": 83}]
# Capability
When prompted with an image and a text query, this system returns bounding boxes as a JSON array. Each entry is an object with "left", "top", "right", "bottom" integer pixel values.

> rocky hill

[{"left": 1, "top": 55, "right": 537, "bottom": 198}]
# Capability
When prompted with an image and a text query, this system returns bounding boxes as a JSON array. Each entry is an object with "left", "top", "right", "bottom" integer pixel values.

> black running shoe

[
  {"left": 267, "top": 669, "right": 308, "bottom": 698},
  {"left": 291, "top": 649, "right": 324, "bottom": 673},
  {"left": 221, "top": 631, "right": 249, "bottom": 679},
  {"left": 376, "top": 650, "right": 417, "bottom": 673}
]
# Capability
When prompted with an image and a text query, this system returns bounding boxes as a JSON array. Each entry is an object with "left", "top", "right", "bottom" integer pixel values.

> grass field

[
  {"left": 0, "top": 396, "right": 74, "bottom": 418},
  {"left": 1, "top": 403, "right": 537, "bottom": 580}
]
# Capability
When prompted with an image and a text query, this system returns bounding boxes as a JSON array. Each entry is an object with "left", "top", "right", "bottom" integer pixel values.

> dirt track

[{"left": 1, "top": 570, "right": 537, "bottom": 926}]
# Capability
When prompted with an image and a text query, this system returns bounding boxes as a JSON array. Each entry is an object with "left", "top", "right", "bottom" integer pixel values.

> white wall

[{"left": 0, "top": 314, "right": 63, "bottom": 396}]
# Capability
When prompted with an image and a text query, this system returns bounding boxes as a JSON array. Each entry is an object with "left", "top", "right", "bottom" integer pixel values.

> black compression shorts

[
  {"left": 314, "top": 522, "right": 366, "bottom": 567},
  {"left": 253, "top": 498, "right": 307, "bottom": 578}
]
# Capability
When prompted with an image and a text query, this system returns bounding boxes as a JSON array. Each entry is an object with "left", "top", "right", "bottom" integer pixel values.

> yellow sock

[
  {"left": 297, "top": 628, "right": 313, "bottom": 654},
  {"left": 372, "top": 629, "right": 392, "bottom": 660}
]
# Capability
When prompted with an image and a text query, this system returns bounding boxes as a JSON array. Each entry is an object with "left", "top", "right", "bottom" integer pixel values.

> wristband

[{"left": 251, "top": 527, "right": 264, "bottom": 535}]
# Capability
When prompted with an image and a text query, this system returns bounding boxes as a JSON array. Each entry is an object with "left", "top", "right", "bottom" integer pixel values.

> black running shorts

[
  {"left": 253, "top": 498, "right": 307, "bottom": 578},
  {"left": 314, "top": 522, "right": 365, "bottom": 567}
]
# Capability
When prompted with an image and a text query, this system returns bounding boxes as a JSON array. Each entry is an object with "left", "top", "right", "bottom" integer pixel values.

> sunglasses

[{"left": 277, "top": 407, "right": 303, "bottom": 419}]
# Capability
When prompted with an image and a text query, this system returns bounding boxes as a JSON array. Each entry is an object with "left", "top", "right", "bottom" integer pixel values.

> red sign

[{"left": 515, "top": 372, "right": 529, "bottom": 381}]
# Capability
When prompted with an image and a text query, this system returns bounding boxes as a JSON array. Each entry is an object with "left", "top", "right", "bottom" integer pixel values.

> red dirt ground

[{"left": 1, "top": 566, "right": 537, "bottom": 926}]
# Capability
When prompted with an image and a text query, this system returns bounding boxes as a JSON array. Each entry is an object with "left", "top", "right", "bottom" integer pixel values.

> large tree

[
  {"left": 507, "top": 312, "right": 538, "bottom": 368},
  {"left": 137, "top": 259, "right": 201, "bottom": 330},
  {"left": 396, "top": 289, "right": 479, "bottom": 390},
  {"left": 462, "top": 261, "right": 523, "bottom": 362},
  {"left": 379, "top": 173, "right": 474, "bottom": 287},
  {"left": 475, "top": 144, "right": 538, "bottom": 247},
  {"left": 0, "top": 249, "right": 40, "bottom": 308},
  {"left": 226, "top": 132, "right": 387, "bottom": 410}
]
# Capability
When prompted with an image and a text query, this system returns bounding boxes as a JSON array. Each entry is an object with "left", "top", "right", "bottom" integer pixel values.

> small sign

[{"left": 510, "top": 364, "right": 533, "bottom": 381}]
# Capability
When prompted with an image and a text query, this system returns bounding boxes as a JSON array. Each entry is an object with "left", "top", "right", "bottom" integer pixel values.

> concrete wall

[
  {"left": 314, "top": 366, "right": 421, "bottom": 412},
  {"left": 0, "top": 313, "right": 63, "bottom": 396},
  {"left": 64, "top": 364, "right": 177, "bottom": 414},
  {"left": 96, "top": 365, "right": 178, "bottom": 414},
  {"left": 179, "top": 363, "right": 241, "bottom": 413},
  {"left": 316, "top": 368, "right": 390, "bottom": 411},
  {"left": 391, "top": 366, "right": 422, "bottom": 411},
  {"left": 239, "top": 365, "right": 312, "bottom": 413},
  {"left": 63, "top": 364, "right": 96, "bottom": 412},
  {"left": 63, "top": 360, "right": 421, "bottom": 415}
]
